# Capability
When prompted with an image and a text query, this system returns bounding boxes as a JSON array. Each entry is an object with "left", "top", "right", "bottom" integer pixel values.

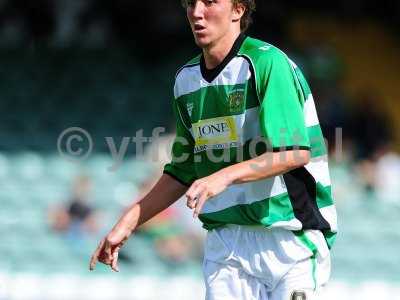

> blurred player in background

[
  {"left": 49, "top": 175, "right": 98, "bottom": 235},
  {"left": 90, "top": 1, "right": 337, "bottom": 299}
]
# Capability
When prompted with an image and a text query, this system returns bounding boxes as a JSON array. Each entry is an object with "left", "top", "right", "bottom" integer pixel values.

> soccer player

[{"left": 89, "top": 1, "right": 337, "bottom": 299}]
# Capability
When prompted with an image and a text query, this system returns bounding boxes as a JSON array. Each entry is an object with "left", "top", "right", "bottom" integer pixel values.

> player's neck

[{"left": 202, "top": 30, "right": 241, "bottom": 70}]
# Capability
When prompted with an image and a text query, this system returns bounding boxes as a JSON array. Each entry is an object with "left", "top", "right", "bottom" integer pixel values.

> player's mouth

[{"left": 194, "top": 24, "right": 206, "bottom": 33}]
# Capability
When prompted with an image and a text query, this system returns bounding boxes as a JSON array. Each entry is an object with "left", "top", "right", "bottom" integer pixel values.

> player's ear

[{"left": 232, "top": 1, "right": 245, "bottom": 22}]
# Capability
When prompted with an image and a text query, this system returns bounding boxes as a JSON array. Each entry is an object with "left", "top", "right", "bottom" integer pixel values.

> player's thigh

[
  {"left": 268, "top": 258, "right": 319, "bottom": 300},
  {"left": 203, "top": 259, "right": 268, "bottom": 300}
]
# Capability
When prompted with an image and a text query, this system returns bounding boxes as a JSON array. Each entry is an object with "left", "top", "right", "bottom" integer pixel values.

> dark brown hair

[
  {"left": 233, "top": 0, "right": 256, "bottom": 32},
  {"left": 181, "top": 0, "right": 256, "bottom": 32}
]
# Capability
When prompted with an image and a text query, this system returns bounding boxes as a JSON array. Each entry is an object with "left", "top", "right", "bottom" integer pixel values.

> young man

[{"left": 89, "top": 1, "right": 337, "bottom": 299}]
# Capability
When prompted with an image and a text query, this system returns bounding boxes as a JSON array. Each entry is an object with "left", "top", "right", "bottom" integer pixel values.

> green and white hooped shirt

[{"left": 164, "top": 34, "right": 337, "bottom": 248}]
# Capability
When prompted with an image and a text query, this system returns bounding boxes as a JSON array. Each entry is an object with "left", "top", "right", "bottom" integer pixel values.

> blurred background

[{"left": 0, "top": 0, "right": 400, "bottom": 299}]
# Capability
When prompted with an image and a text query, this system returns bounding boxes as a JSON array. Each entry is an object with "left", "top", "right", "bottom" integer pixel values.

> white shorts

[{"left": 202, "top": 225, "right": 331, "bottom": 300}]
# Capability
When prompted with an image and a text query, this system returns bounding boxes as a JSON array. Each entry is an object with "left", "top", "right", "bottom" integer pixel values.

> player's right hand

[{"left": 89, "top": 234, "right": 128, "bottom": 272}]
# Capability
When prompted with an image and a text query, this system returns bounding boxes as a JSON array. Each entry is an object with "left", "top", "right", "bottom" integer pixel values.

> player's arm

[
  {"left": 89, "top": 173, "right": 187, "bottom": 271},
  {"left": 223, "top": 149, "right": 310, "bottom": 183},
  {"left": 186, "top": 149, "right": 310, "bottom": 218}
]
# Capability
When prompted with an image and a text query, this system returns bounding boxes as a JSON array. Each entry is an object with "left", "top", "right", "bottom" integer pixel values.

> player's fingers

[
  {"left": 186, "top": 181, "right": 202, "bottom": 201},
  {"left": 89, "top": 239, "right": 105, "bottom": 270},
  {"left": 188, "top": 183, "right": 208, "bottom": 211},
  {"left": 89, "top": 252, "right": 99, "bottom": 271},
  {"left": 187, "top": 196, "right": 197, "bottom": 209},
  {"left": 187, "top": 190, "right": 203, "bottom": 209},
  {"left": 104, "top": 241, "right": 113, "bottom": 261},
  {"left": 193, "top": 190, "right": 209, "bottom": 218},
  {"left": 111, "top": 247, "right": 120, "bottom": 272},
  {"left": 99, "top": 252, "right": 112, "bottom": 265},
  {"left": 185, "top": 185, "right": 194, "bottom": 202},
  {"left": 186, "top": 184, "right": 205, "bottom": 208},
  {"left": 89, "top": 248, "right": 100, "bottom": 270}
]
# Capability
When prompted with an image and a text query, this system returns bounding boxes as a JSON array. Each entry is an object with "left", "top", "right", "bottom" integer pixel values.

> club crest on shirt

[{"left": 227, "top": 89, "right": 245, "bottom": 113}]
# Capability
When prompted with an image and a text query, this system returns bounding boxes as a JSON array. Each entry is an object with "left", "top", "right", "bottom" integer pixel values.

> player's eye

[
  {"left": 183, "top": 0, "right": 216, "bottom": 8},
  {"left": 204, "top": 0, "right": 217, "bottom": 6},
  {"left": 183, "top": 0, "right": 196, "bottom": 7}
]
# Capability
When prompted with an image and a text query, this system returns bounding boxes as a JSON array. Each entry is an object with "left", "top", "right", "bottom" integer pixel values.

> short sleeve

[
  {"left": 258, "top": 51, "right": 310, "bottom": 151},
  {"left": 163, "top": 100, "right": 197, "bottom": 186}
]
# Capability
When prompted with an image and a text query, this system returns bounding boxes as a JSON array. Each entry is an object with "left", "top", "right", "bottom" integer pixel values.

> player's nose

[{"left": 188, "top": 0, "right": 206, "bottom": 20}]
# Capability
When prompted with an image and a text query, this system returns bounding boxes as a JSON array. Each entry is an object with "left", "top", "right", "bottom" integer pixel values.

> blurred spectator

[
  {"left": 349, "top": 91, "right": 392, "bottom": 161},
  {"left": 316, "top": 86, "right": 351, "bottom": 155},
  {"left": 354, "top": 158, "right": 377, "bottom": 194},
  {"left": 48, "top": 175, "right": 98, "bottom": 236},
  {"left": 348, "top": 91, "right": 393, "bottom": 192},
  {"left": 373, "top": 144, "right": 400, "bottom": 203}
]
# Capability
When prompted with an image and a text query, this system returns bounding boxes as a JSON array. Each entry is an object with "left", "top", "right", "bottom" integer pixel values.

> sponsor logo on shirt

[{"left": 193, "top": 116, "right": 239, "bottom": 153}]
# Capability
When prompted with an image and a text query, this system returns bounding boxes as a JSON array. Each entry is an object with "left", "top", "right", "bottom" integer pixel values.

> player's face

[{"left": 185, "top": 0, "right": 242, "bottom": 48}]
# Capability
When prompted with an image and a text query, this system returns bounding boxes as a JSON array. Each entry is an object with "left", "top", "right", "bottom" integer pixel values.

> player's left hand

[{"left": 186, "top": 171, "right": 232, "bottom": 218}]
